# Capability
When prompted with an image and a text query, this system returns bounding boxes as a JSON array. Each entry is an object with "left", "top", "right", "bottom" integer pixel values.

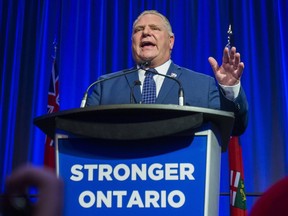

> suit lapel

[
  {"left": 156, "top": 63, "right": 182, "bottom": 104},
  {"left": 125, "top": 68, "right": 142, "bottom": 104}
]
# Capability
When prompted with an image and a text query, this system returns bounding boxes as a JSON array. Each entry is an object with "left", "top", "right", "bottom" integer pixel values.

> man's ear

[{"left": 169, "top": 35, "right": 175, "bottom": 50}]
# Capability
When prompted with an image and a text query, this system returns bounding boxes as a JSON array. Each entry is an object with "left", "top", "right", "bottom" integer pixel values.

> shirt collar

[{"left": 138, "top": 59, "right": 171, "bottom": 75}]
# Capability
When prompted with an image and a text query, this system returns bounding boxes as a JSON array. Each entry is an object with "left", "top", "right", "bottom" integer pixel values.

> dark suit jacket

[{"left": 86, "top": 62, "right": 248, "bottom": 135}]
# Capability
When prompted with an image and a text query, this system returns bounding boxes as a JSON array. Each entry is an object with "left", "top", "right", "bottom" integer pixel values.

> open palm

[{"left": 208, "top": 47, "right": 244, "bottom": 86}]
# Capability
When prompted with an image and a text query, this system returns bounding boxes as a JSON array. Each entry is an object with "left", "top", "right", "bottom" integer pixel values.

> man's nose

[{"left": 142, "top": 27, "right": 152, "bottom": 35}]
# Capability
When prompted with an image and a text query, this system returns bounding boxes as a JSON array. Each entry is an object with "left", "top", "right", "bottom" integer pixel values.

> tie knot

[{"left": 145, "top": 68, "right": 157, "bottom": 77}]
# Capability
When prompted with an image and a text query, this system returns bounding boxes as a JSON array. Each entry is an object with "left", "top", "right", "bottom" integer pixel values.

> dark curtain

[{"left": 1, "top": 0, "right": 287, "bottom": 214}]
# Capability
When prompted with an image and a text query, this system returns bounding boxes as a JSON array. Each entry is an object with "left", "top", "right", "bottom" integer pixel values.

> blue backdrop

[{"left": 1, "top": 0, "right": 288, "bottom": 214}]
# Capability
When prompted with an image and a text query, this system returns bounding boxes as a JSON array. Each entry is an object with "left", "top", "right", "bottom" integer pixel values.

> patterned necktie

[{"left": 141, "top": 69, "right": 157, "bottom": 104}]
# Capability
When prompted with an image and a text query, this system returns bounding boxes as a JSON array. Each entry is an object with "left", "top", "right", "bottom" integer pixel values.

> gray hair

[{"left": 132, "top": 10, "right": 174, "bottom": 37}]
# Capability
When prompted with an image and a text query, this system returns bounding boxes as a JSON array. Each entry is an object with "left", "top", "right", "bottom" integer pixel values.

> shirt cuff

[{"left": 219, "top": 82, "right": 241, "bottom": 100}]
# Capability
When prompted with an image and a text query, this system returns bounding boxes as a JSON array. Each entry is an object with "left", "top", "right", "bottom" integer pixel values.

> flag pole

[
  {"left": 226, "top": 10, "right": 248, "bottom": 214},
  {"left": 52, "top": 37, "right": 57, "bottom": 60}
]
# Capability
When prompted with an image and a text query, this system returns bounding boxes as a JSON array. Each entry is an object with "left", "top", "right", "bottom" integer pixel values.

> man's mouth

[{"left": 140, "top": 41, "right": 156, "bottom": 48}]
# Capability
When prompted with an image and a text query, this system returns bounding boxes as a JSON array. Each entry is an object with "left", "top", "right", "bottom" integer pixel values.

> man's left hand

[{"left": 208, "top": 46, "right": 244, "bottom": 86}]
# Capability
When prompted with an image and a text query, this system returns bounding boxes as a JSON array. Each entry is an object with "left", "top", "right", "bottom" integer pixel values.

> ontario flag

[
  {"left": 44, "top": 55, "right": 59, "bottom": 169},
  {"left": 229, "top": 136, "right": 248, "bottom": 216}
]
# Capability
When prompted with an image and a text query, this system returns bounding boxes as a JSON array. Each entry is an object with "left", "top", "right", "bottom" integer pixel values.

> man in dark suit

[{"left": 87, "top": 10, "right": 248, "bottom": 135}]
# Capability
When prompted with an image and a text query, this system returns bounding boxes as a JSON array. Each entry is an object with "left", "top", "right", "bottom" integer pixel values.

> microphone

[
  {"left": 80, "top": 62, "right": 149, "bottom": 107},
  {"left": 140, "top": 64, "right": 185, "bottom": 106},
  {"left": 130, "top": 80, "right": 141, "bottom": 104}
]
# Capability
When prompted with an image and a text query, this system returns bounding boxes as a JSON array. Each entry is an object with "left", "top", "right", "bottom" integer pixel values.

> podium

[{"left": 34, "top": 104, "right": 234, "bottom": 216}]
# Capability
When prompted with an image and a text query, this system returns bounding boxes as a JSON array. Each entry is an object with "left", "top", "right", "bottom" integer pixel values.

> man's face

[{"left": 132, "top": 14, "right": 174, "bottom": 67}]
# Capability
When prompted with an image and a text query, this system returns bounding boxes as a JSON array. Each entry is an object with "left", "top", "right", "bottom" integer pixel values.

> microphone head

[
  {"left": 139, "top": 61, "right": 151, "bottom": 69},
  {"left": 134, "top": 80, "right": 142, "bottom": 86}
]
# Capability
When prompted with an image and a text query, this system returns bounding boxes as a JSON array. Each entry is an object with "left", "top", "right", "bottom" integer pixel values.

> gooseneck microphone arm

[
  {"left": 140, "top": 66, "right": 185, "bottom": 106},
  {"left": 80, "top": 61, "right": 185, "bottom": 107},
  {"left": 80, "top": 65, "right": 144, "bottom": 108}
]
